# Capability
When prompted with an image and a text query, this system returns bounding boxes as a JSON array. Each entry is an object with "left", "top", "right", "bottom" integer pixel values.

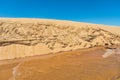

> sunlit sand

[{"left": 0, "top": 18, "right": 120, "bottom": 80}]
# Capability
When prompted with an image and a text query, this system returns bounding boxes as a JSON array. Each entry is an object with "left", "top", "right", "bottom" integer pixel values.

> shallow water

[{"left": 0, "top": 47, "right": 120, "bottom": 80}]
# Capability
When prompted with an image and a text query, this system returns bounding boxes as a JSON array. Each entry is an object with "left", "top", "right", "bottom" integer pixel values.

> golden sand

[{"left": 0, "top": 18, "right": 120, "bottom": 60}]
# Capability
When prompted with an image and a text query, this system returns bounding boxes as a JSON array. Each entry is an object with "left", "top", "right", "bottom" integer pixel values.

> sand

[
  {"left": 0, "top": 47, "right": 120, "bottom": 80},
  {"left": 0, "top": 18, "right": 120, "bottom": 60},
  {"left": 0, "top": 18, "right": 120, "bottom": 80}
]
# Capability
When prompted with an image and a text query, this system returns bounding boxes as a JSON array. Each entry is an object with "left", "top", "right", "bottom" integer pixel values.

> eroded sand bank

[{"left": 0, "top": 18, "right": 120, "bottom": 60}]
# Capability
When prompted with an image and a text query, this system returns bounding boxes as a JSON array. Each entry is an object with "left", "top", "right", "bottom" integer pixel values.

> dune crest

[{"left": 0, "top": 18, "right": 120, "bottom": 60}]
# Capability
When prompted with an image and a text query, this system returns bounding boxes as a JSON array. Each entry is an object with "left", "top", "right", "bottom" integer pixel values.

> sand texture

[
  {"left": 0, "top": 47, "right": 120, "bottom": 80},
  {"left": 0, "top": 18, "right": 120, "bottom": 60}
]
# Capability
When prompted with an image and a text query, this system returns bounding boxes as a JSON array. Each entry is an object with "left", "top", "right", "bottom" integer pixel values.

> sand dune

[{"left": 0, "top": 18, "right": 120, "bottom": 60}]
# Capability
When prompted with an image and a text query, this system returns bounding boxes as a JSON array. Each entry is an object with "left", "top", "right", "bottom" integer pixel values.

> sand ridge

[{"left": 0, "top": 18, "right": 120, "bottom": 60}]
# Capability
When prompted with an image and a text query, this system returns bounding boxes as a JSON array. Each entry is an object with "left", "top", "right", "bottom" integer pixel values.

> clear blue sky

[{"left": 0, "top": 0, "right": 120, "bottom": 26}]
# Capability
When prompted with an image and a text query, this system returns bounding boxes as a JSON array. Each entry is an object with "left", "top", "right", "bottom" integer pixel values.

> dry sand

[{"left": 0, "top": 18, "right": 120, "bottom": 60}]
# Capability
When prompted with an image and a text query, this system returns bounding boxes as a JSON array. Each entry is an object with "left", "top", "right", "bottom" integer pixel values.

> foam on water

[
  {"left": 102, "top": 48, "right": 120, "bottom": 58},
  {"left": 102, "top": 49, "right": 115, "bottom": 58}
]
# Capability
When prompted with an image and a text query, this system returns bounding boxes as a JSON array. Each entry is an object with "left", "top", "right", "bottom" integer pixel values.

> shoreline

[
  {"left": 0, "top": 46, "right": 120, "bottom": 80},
  {"left": 0, "top": 45, "right": 118, "bottom": 66}
]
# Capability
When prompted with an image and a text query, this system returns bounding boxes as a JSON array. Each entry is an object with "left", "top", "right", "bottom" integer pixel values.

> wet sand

[{"left": 0, "top": 47, "right": 120, "bottom": 80}]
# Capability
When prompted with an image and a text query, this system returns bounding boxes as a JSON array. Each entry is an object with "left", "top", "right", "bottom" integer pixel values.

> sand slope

[{"left": 0, "top": 18, "right": 120, "bottom": 60}]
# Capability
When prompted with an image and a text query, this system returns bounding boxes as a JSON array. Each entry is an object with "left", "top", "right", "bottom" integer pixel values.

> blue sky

[{"left": 0, "top": 0, "right": 120, "bottom": 26}]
